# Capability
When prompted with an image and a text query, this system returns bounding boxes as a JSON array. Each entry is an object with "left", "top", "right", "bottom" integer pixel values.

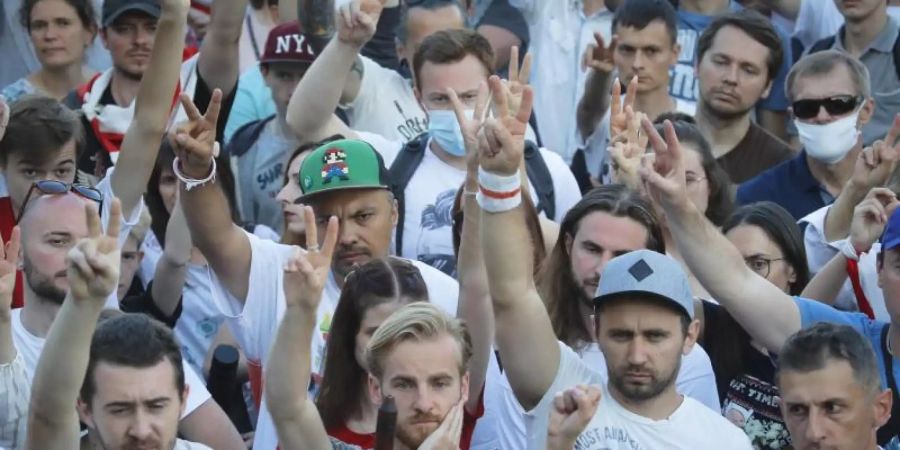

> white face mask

[{"left": 795, "top": 108, "right": 861, "bottom": 165}]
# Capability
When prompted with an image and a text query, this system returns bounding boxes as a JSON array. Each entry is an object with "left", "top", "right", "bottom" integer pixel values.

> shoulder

[
  {"left": 679, "top": 398, "right": 752, "bottom": 444},
  {"left": 738, "top": 156, "right": 796, "bottom": 196}
]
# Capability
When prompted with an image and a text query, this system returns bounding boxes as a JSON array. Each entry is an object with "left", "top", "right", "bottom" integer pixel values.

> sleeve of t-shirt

[
  {"left": 181, "top": 360, "right": 212, "bottom": 418},
  {"left": 794, "top": 296, "right": 877, "bottom": 334},
  {"left": 356, "top": 130, "right": 403, "bottom": 166},
  {"left": 341, "top": 56, "right": 390, "bottom": 121},
  {"left": 525, "top": 342, "right": 598, "bottom": 418},
  {"left": 674, "top": 344, "right": 721, "bottom": 411},
  {"left": 757, "top": 28, "right": 792, "bottom": 111},
  {"left": 412, "top": 261, "right": 460, "bottom": 315},
  {"left": 206, "top": 231, "right": 293, "bottom": 362},
  {"left": 192, "top": 69, "right": 238, "bottom": 146},
  {"left": 0, "top": 353, "right": 29, "bottom": 449},
  {"left": 537, "top": 148, "right": 581, "bottom": 222},
  {"left": 120, "top": 280, "right": 184, "bottom": 328}
]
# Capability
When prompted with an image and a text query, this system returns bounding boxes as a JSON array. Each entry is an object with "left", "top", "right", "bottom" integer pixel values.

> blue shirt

[
  {"left": 670, "top": 2, "right": 792, "bottom": 112},
  {"left": 736, "top": 151, "right": 833, "bottom": 220},
  {"left": 223, "top": 65, "right": 276, "bottom": 142}
]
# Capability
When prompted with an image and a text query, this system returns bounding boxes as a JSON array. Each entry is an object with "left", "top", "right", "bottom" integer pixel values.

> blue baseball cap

[
  {"left": 593, "top": 250, "right": 695, "bottom": 320},
  {"left": 880, "top": 208, "right": 900, "bottom": 251}
]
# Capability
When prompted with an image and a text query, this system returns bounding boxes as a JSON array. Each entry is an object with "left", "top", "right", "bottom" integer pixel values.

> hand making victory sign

[
  {"left": 639, "top": 118, "right": 689, "bottom": 211},
  {"left": 169, "top": 89, "right": 224, "bottom": 179},
  {"left": 479, "top": 76, "right": 535, "bottom": 177},
  {"left": 0, "top": 227, "right": 19, "bottom": 323},
  {"left": 66, "top": 199, "right": 123, "bottom": 304},
  {"left": 282, "top": 206, "right": 339, "bottom": 312}
]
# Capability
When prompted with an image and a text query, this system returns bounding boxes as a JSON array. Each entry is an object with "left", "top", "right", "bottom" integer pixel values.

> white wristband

[
  {"left": 173, "top": 156, "right": 217, "bottom": 191},
  {"left": 840, "top": 239, "right": 861, "bottom": 262},
  {"left": 476, "top": 168, "right": 522, "bottom": 213}
]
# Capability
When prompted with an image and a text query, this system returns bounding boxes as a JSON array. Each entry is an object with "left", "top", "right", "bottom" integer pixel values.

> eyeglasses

[
  {"left": 792, "top": 95, "right": 861, "bottom": 120},
  {"left": 744, "top": 256, "right": 785, "bottom": 278},
  {"left": 17, "top": 180, "right": 103, "bottom": 222}
]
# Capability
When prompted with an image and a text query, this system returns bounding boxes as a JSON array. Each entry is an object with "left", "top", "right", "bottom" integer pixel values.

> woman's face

[
  {"left": 276, "top": 152, "right": 309, "bottom": 235},
  {"left": 725, "top": 224, "right": 796, "bottom": 294},
  {"left": 28, "top": 0, "right": 95, "bottom": 70},
  {"left": 158, "top": 167, "right": 178, "bottom": 215},
  {"left": 353, "top": 300, "right": 405, "bottom": 371},
  {"left": 682, "top": 144, "right": 710, "bottom": 216}
]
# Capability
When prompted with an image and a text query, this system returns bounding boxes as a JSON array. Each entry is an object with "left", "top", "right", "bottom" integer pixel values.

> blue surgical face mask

[{"left": 428, "top": 109, "right": 473, "bottom": 157}]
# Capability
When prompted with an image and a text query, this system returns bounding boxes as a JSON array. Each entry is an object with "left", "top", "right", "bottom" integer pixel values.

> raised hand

[
  {"left": 0, "top": 227, "right": 20, "bottom": 322},
  {"left": 448, "top": 81, "right": 490, "bottom": 173},
  {"left": 0, "top": 95, "right": 8, "bottom": 143},
  {"left": 283, "top": 205, "right": 338, "bottom": 311},
  {"left": 608, "top": 106, "right": 649, "bottom": 187},
  {"left": 639, "top": 118, "right": 689, "bottom": 211},
  {"left": 66, "top": 199, "right": 122, "bottom": 304},
  {"left": 610, "top": 76, "right": 638, "bottom": 139},
  {"left": 547, "top": 385, "right": 602, "bottom": 449},
  {"left": 581, "top": 32, "right": 616, "bottom": 74},
  {"left": 479, "top": 75, "right": 534, "bottom": 176},
  {"left": 169, "top": 89, "right": 223, "bottom": 179},
  {"left": 336, "top": 0, "right": 386, "bottom": 49},
  {"left": 504, "top": 46, "right": 533, "bottom": 120},
  {"left": 851, "top": 115, "right": 900, "bottom": 190},
  {"left": 849, "top": 188, "right": 900, "bottom": 254},
  {"left": 417, "top": 399, "right": 465, "bottom": 450}
]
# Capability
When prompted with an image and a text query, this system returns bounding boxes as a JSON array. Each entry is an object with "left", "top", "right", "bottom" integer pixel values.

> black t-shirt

[
  {"left": 120, "top": 279, "right": 183, "bottom": 329},
  {"left": 701, "top": 301, "right": 791, "bottom": 448}
]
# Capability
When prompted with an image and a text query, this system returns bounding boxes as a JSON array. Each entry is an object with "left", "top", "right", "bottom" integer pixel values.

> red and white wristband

[{"left": 476, "top": 167, "right": 522, "bottom": 213}]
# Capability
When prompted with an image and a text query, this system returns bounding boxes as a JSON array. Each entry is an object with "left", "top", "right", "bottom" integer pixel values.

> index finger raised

[
  {"left": 203, "top": 89, "right": 224, "bottom": 125},
  {"left": 104, "top": 197, "right": 122, "bottom": 241}
]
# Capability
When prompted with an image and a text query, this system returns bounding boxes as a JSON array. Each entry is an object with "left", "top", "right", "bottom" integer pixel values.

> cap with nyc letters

[{"left": 260, "top": 21, "right": 317, "bottom": 64}]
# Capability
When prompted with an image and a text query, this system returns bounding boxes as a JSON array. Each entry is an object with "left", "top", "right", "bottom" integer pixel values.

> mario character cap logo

[{"left": 297, "top": 139, "right": 390, "bottom": 201}]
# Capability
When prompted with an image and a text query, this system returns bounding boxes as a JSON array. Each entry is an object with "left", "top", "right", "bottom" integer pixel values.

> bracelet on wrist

[
  {"left": 476, "top": 167, "right": 522, "bottom": 213},
  {"left": 172, "top": 156, "right": 217, "bottom": 191}
]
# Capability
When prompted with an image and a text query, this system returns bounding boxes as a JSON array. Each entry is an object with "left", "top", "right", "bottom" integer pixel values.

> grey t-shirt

[{"left": 237, "top": 119, "right": 298, "bottom": 232}]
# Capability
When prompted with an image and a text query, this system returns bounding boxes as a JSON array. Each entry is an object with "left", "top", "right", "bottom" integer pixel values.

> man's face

[
  {"left": 78, "top": 359, "right": 187, "bottom": 450},
  {"left": 779, "top": 360, "right": 891, "bottom": 450},
  {"left": 20, "top": 194, "right": 90, "bottom": 304},
  {"left": 2, "top": 138, "right": 77, "bottom": 217},
  {"left": 118, "top": 236, "right": 143, "bottom": 301},
  {"left": 596, "top": 298, "right": 697, "bottom": 403},
  {"left": 262, "top": 62, "right": 309, "bottom": 118},
  {"left": 791, "top": 64, "right": 872, "bottom": 126},
  {"left": 834, "top": 0, "right": 887, "bottom": 22},
  {"left": 397, "top": 5, "right": 466, "bottom": 65},
  {"left": 565, "top": 211, "right": 649, "bottom": 300},
  {"left": 697, "top": 25, "right": 773, "bottom": 120},
  {"left": 309, "top": 189, "right": 398, "bottom": 280},
  {"left": 613, "top": 21, "right": 679, "bottom": 93},
  {"left": 415, "top": 54, "right": 488, "bottom": 112},
  {"left": 102, "top": 12, "right": 158, "bottom": 80},
  {"left": 369, "top": 335, "right": 469, "bottom": 449}
]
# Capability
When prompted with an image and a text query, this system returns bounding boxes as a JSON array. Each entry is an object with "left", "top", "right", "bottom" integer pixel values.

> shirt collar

[{"left": 836, "top": 16, "right": 900, "bottom": 54}]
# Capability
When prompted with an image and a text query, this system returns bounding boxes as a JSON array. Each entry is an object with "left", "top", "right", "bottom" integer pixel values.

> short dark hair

[
  {"left": 778, "top": 322, "right": 881, "bottom": 395},
  {"left": 80, "top": 314, "right": 185, "bottom": 405},
  {"left": 0, "top": 95, "right": 85, "bottom": 167},
  {"left": 412, "top": 29, "right": 494, "bottom": 86},
  {"left": 696, "top": 9, "right": 783, "bottom": 83},
  {"left": 612, "top": 0, "right": 678, "bottom": 45},
  {"left": 653, "top": 116, "right": 734, "bottom": 226},
  {"left": 396, "top": 0, "right": 466, "bottom": 44},
  {"left": 19, "top": 0, "right": 97, "bottom": 32}
]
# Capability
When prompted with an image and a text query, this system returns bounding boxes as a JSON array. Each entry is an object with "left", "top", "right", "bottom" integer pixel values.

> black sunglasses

[
  {"left": 792, "top": 95, "right": 861, "bottom": 120},
  {"left": 16, "top": 180, "right": 103, "bottom": 223}
]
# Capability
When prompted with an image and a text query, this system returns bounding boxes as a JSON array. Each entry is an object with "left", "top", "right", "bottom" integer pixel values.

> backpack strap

[
  {"left": 893, "top": 32, "right": 900, "bottom": 80},
  {"left": 808, "top": 35, "right": 837, "bottom": 55},
  {"left": 388, "top": 133, "right": 429, "bottom": 255},
  {"left": 222, "top": 115, "right": 277, "bottom": 158},
  {"left": 524, "top": 141, "right": 556, "bottom": 220}
]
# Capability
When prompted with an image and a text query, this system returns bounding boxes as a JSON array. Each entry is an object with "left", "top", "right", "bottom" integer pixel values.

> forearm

[
  {"left": 152, "top": 205, "right": 192, "bottom": 317},
  {"left": 28, "top": 297, "right": 102, "bottom": 434},
  {"left": 824, "top": 183, "right": 867, "bottom": 242},
  {"left": 663, "top": 201, "right": 800, "bottom": 352},
  {"left": 198, "top": 0, "right": 246, "bottom": 93},
  {"left": 457, "top": 179, "right": 492, "bottom": 411},
  {"left": 286, "top": 38, "right": 360, "bottom": 139},
  {"left": 801, "top": 253, "right": 848, "bottom": 305},
  {"left": 482, "top": 205, "right": 536, "bottom": 308},
  {"left": 112, "top": 2, "right": 187, "bottom": 217},
  {"left": 576, "top": 70, "right": 613, "bottom": 139},
  {"left": 179, "top": 399, "right": 246, "bottom": 450},
  {"left": 265, "top": 305, "right": 317, "bottom": 420}
]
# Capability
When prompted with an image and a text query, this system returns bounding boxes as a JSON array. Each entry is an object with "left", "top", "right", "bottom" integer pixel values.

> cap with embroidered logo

[
  {"left": 260, "top": 21, "right": 317, "bottom": 65},
  {"left": 593, "top": 250, "right": 695, "bottom": 320},
  {"left": 297, "top": 139, "right": 390, "bottom": 200}
]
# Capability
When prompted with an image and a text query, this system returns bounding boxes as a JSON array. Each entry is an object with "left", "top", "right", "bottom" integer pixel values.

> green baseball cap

[{"left": 297, "top": 139, "right": 391, "bottom": 200}]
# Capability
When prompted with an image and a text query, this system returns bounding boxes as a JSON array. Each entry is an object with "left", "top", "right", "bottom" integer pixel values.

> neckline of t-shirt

[{"left": 604, "top": 383, "right": 689, "bottom": 425}]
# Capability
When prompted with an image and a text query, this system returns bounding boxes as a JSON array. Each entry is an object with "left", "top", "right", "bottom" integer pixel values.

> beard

[
  {"left": 92, "top": 424, "right": 176, "bottom": 450},
  {"left": 699, "top": 95, "right": 754, "bottom": 122},
  {"left": 396, "top": 413, "right": 444, "bottom": 449},
  {"left": 23, "top": 258, "right": 67, "bottom": 305},
  {"left": 609, "top": 358, "right": 680, "bottom": 403}
]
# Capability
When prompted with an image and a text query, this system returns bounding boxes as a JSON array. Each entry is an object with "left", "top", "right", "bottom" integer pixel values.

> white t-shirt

[
  {"left": 206, "top": 231, "right": 460, "bottom": 450},
  {"left": 8, "top": 309, "right": 211, "bottom": 445},
  {"left": 524, "top": 341, "right": 750, "bottom": 450},
  {"left": 371, "top": 136, "right": 581, "bottom": 277},
  {"left": 173, "top": 439, "right": 214, "bottom": 450},
  {"left": 476, "top": 340, "right": 721, "bottom": 449},
  {"left": 342, "top": 56, "right": 428, "bottom": 143}
]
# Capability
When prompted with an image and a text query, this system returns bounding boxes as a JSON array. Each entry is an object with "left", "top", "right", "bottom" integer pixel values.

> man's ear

[
  {"left": 858, "top": 97, "right": 876, "bottom": 128},
  {"left": 179, "top": 383, "right": 190, "bottom": 419},
  {"left": 874, "top": 388, "right": 893, "bottom": 429},
  {"left": 682, "top": 319, "right": 701, "bottom": 355},
  {"left": 391, "top": 195, "right": 399, "bottom": 226},
  {"left": 760, "top": 79, "right": 773, "bottom": 101},
  {"left": 77, "top": 397, "right": 95, "bottom": 429}
]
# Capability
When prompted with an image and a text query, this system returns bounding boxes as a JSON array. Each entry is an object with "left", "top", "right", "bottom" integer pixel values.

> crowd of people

[{"left": 0, "top": 0, "right": 899, "bottom": 449}]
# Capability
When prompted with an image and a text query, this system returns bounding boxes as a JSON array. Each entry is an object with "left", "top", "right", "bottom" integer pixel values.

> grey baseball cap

[
  {"left": 102, "top": 0, "right": 161, "bottom": 27},
  {"left": 593, "top": 250, "right": 695, "bottom": 319}
]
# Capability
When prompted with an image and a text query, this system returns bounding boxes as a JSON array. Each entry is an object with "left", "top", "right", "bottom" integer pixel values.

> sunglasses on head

[
  {"left": 16, "top": 180, "right": 103, "bottom": 223},
  {"left": 792, "top": 95, "right": 861, "bottom": 120}
]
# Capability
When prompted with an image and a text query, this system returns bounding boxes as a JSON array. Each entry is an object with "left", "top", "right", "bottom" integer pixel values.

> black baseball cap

[{"left": 102, "top": 0, "right": 161, "bottom": 27}]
